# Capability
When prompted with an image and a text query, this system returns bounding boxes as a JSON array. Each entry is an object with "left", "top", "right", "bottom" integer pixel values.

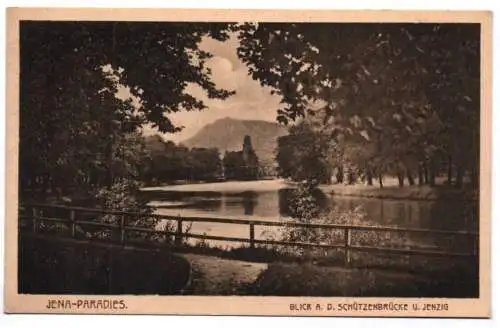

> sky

[{"left": 121, "top": 33, "right": 283, "bottom": 143}]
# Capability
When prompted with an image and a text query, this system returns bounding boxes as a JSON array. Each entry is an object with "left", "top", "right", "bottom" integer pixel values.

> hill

[{"left": 181, "top": 118, "right": 288, "bottom": 166}]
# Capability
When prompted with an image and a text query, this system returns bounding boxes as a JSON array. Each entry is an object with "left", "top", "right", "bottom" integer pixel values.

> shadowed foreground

[
  {"left": 245, "top": 262, "right": 478, "bottom": 297},
  {"left": 178, "top": 254, "right": 478, "bottom": 297},
  {"left": 18, "top": 233, "right": 478, "bottom": 297},
  {"left": 18, "top": 234, "right": 191, "bottom": 295}
]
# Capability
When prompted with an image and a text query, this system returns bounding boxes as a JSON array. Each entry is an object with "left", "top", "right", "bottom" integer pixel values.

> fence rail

[{"left": 19, "top": 203, "right": 479, "bottom": 264}]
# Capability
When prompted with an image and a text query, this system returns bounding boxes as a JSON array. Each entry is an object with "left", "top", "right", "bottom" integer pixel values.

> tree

[
  {"left": 143, "top": 135, "right": 222, "bottom": 184},
  {"left": 276, "top": 119, "right": 333, "bottom": 184},
  {"left": 223, "top": 136, "right": 261, "bottom": 180},
  {"left": 241, "top": 135, "right": 260, "bottom": 180},
  {"left": 237, "top": 23, "right": 480, "bottom": 189},
  {"left": 20, "top": 22, "right": 236, "bottom": 203},
  {"left": 223, "top": 151, "right": 246, "bottom": 180},
  {"left": 187, "top": 148, "right": 223, "bottom": 181}
]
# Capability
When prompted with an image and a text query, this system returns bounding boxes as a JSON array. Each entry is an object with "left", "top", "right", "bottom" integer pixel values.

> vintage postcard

[{"left": 4, "top": 8, "right": 492, "bottom": 317}]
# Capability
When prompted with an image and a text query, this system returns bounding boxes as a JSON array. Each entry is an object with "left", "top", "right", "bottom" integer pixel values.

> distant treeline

[{"left": 142, "top": 134, "right": 262, "bottom": 185}]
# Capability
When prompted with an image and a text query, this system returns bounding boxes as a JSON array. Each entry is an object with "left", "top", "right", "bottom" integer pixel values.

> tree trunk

[
  {"left": 423, "top": 164, "right": 429, "bottom": 184},
  {"left": 42, "top": 174, "right": 50, "bottom": 200},
  {"left": 406, "top": 167, "right": 415, "bottom": 186},
  {"left": 447, "top": 155, "right": 453, "bottom": 185},
  {"left": 366, "top": 168, "right": 373, "bottom": 186},
  {"left": 418, "top": 165, "right": 424, "bottom": 186},
  {"left": 397, "top": 172, "right": 405, "bottom": 187},
  {"left": 428, "top": 162, "right": 436, "bottom": 187},
  {"left": 105, "top": 136, "right": 114, "bottom": 188},
  {"left": 347, "top": 168, "right": 355, "bottom": 185},
  {"left": 470, "top": 165, "right": 478, "bottom": 190},
  {"left": 455, "top": 165, "right": 464, "bottom": 188},
  {"left": 378, "top": 173, "right": 384, "bottom": 188},
  {"left": 336, "top": 166, "right": 344, "bottom": 184}
]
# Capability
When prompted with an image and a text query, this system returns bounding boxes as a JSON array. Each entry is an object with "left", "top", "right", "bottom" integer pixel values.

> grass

[
  {"left": 175, "top": 249, "right": 478, "bottom": 297},
  {"left": 163, "top": 242, "right": 478, "bottom": 292},
  {"left": 245, "top": 261, "right": 478, "bottom": 297},
  {"left": 18, "top": 231, "right": 478, "bottom": 297},
  {"left": 324, "top": 184, "right": 477, "bottom": 201},
  {"left": 18, "top": 234, "right": 190, "bottom": 295}
]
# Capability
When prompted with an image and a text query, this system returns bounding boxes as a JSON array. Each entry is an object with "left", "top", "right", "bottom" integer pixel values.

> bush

[
  {"left": 260, "top": 181, "right": 476, "bottom": 274},
  {"left": 84, "top": 179, "right": 157, "bottom": 241}
]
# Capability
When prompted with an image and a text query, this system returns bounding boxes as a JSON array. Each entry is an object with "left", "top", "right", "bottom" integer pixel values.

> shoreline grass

[
  {"left": 322, "top": 184, "right": 478, "bottom": 201},
  {"left": 246, "top": 261, "right": 478, "bottom": 297}
]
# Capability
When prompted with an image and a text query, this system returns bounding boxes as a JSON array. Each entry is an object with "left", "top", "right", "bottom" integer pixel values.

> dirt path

[{"left": 180, "top": 254, "right": 268, "bottom": 295}]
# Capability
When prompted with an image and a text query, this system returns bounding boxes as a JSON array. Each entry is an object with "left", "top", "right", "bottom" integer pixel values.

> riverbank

[
  {"left": 142, "top": 178, "right": 477, "bottom": 201},
  {"left": 322, "top": 184, "right": 478, "bottom": 201},
  {"left": 142, "top": 179, "right": 291, "bottom": 193}
]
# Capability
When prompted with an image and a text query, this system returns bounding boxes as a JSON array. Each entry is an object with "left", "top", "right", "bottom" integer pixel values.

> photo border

[{"left": 4, "top": 7, "right": 492, "bottom": 317}]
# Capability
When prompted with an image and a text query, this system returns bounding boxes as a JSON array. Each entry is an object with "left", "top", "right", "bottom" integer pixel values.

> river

[{"left": 140, "top": 179, "right": 478, "bottom": 249}]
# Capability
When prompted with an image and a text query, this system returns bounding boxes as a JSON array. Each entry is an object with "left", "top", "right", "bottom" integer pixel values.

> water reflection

[
  {"left": 242, "top": 191, "right": 258, "bottom": 215},
  {"left": 274, "top": 186, "right": 478, "bottom": 255},
  {"left": 278, "top": 188, "right": 330, "bottom": 218},
  {"left": 142, "top": 187, "right": 478, "bottom": 231}
]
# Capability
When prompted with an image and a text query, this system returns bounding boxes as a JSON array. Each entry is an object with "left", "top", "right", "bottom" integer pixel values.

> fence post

[
  {"left": 69, "top": 209, "right": 76, "bottom": 238},
  {"left": 344, "top": 227, "right": 351, "bottom": 266},
  {"left": 32, "top": 207, "right": 38, "bottom": 234},
  {"left": 175, "top": 219, "right": 183, "bottom": 246},
  {"left": 249, "top": 222, "right": 255, "bottom": 249},
  {"left": 120, "top": 216, "right": 125, "bottom": 244}
]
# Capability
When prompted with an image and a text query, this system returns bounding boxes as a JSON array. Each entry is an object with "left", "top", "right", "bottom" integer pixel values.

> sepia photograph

[{"left": 4, "top": 8, "right": 492, "bottom": 317}]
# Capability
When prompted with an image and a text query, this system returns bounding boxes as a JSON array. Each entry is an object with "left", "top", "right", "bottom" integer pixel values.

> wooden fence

[{"left": 18, "top": 203, "right": 479, "bottom": 264}]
